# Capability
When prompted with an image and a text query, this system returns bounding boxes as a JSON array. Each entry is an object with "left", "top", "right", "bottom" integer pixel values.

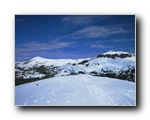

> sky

[{"left": 15, "top": 15, "right": 135, "bottom": 61}]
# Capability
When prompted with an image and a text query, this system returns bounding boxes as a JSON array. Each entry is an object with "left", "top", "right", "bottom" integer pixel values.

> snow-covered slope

[
  {"left": 15, "top": 51, "right": 135, "bottom": 85},
  {"left": 15, "top": 75, "right": 135, "bottom": 106},
  {"left": 16, "top": 56, "right": 90, "bottom": 68}
]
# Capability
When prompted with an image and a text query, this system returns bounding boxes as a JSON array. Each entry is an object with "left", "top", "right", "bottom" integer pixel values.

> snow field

[{"left": 15, "top": 75, "right": 135, "bottom": 106}]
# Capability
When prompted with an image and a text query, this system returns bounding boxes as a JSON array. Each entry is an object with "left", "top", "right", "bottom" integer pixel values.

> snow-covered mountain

[
  {"left": 16, "top": 56, "right": 90, "bottom": 68},
  {"left": 15, "top": 51, "right": 135, "bottom": 85}
]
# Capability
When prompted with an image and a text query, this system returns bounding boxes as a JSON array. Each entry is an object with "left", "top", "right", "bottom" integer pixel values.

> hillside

[{"left": 15, "top": 51, "right": 135, "bottom": 85}]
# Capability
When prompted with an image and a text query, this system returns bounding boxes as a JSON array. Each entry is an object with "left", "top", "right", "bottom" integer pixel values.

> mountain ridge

[{"left": 15, "top": 51, "right": 135, "bottom": 85}]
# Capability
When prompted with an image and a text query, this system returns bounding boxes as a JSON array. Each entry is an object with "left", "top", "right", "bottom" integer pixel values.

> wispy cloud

[
  {"left": 16, "top": 39, "right": 73, "bottom": 52},
  {"left": 15, "top": 18, "right": 31, "bottom": 28},
  {"left": 62, "top": 16, "right": 109, "bottom": 26},
  {"left": 16, "top": 39, "right": 74, "bottom": 59},
  {"left": 92, "top": 38, "right": 135, "bottom": 43},
  {"left": 88, "top": 42, "right": 113, "bottom": 49},
  {"left": 15, "top": 18, "right": 24, "bottom": 22},
  {"left": 69, "top": 25, "right": 128, "bottom": 38},
  {"left": 112, "top": 38, "right": 135, "bottom": 42}
]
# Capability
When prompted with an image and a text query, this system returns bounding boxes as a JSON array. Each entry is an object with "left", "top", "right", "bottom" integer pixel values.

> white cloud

[
  {"left": 70, "top": 25, "right": 128, "bottom": 38},
  {"left": 89, "top": 43, "right": 113, "bottom": 49},
  {"left": 62, "top": 16, "right": 109, "bottom": 26},
  {"left": 112, "top": 39, "right": 135, "bottom": 42},
  {"left": 16, "top": 39, "right": 74, "bottom": 58},
  {"left": 17, "top": 40, "right": 73, "bottom": 52}
]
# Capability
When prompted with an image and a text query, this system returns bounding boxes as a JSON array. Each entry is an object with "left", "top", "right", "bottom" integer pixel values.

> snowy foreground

[{"left": 15, "top": 75, "right": 135, "bottom": 106}]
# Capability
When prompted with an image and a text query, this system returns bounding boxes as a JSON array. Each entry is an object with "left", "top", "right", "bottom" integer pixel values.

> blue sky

[{"left": 15, "top": 15, "right": 135, "bottom": 61}]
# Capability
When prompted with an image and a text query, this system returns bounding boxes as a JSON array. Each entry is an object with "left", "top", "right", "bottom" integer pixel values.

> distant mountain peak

[
  {"left": 103, "top": 51, "right": 130, "bottom": 55},
  {"left": 32, "top": 56, "right": 43, "bottom": 59},
  {"left": 31, "top": 56, "right": 47, "bottom": 61},
  {"left": 97, "top": 51, "right": 133, "bottom": 58}
]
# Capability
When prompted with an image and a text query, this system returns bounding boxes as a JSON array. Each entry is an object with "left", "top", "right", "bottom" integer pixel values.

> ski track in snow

[{"left": 15, "top": 75, "right": 135, "bottom": 106}]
